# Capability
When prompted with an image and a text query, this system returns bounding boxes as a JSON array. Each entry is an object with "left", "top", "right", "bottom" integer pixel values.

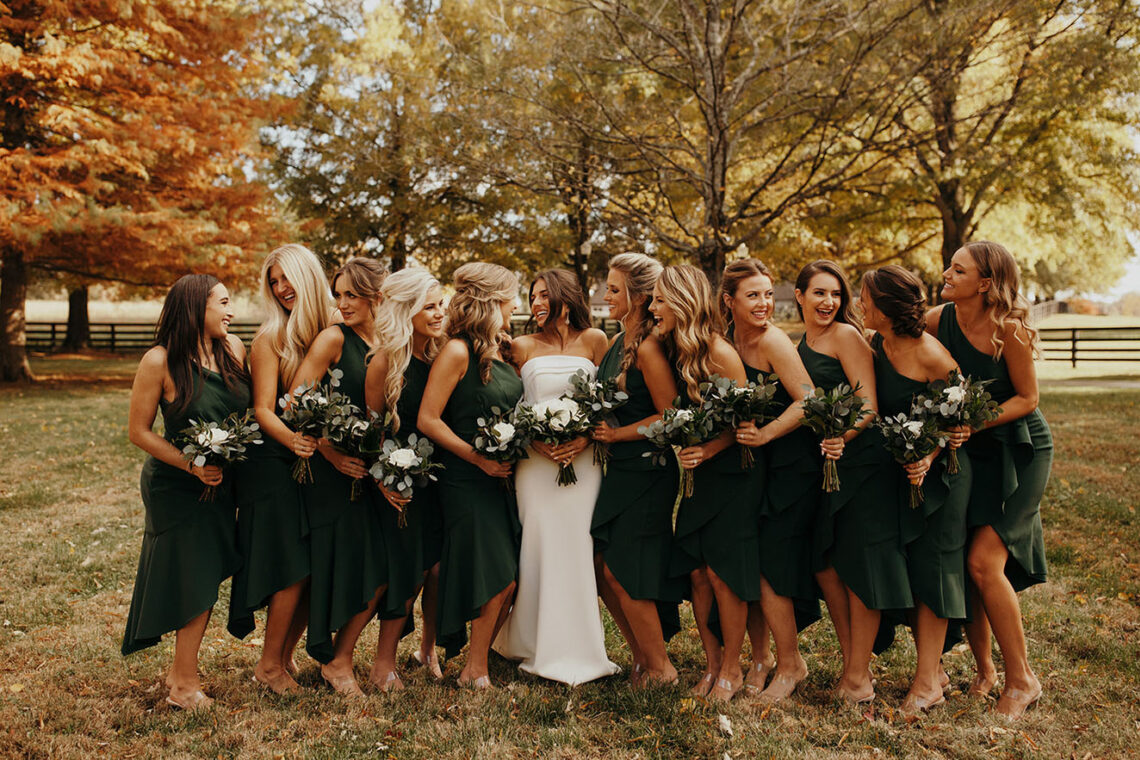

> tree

[{"left": 0, "top": 0, "right": 281, "bottom": 381}]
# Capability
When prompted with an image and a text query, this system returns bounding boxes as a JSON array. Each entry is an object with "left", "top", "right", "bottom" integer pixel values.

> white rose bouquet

[
  {"left": 637, "top": 402, "right": 722, "bottom": 498},
  {"left": 799, "top": 383, "right": 872, "bottom": 493},
  {"left": 472, "top": 406, "right": 531, "bottom": 489},
  {"left": 368, "top": 433, "right": 442, "bottom": 527},
  {"left": 698, "top": 374, "right": 780, "bottom": 470},
  {"left": 324, "top": 407, "right": 384, "bottom": 501},
  {"left": 875, "top": 408, "right": 948, "bottom": 509},
  {"left": 566, "top": 369, "right": 629, "bottom": 474},
  {"left": 914, "top": 370, "right": 1002, "bottom": 474},
  {"left": 178, "top": 409, "right": 263, "bottom": 501},
  {"left": 514, "top": 396, "right": 593, "bottom": 486}
]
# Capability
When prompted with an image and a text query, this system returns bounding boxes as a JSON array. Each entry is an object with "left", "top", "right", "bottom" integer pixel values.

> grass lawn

[{"left": 0, "top": 376, "right": 1137, "bottom": 759}]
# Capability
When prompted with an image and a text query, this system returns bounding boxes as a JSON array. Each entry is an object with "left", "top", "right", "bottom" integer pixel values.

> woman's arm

[
  {"left": 418, "top": 339, "right": 512, "bottom": 478},
  {"left": 679, "top": 337, "right": 747, "bottom": 467},
  {"left": 251, "top": 334, "right": 315, "bottom": 457},
  {"left": 365, "top": 350, "right": 411, "bottom": 507},
  {"left": 924, "top": 304, "right": 946, "bottom": 337},
  {"left": 988, "top": 321, "right": 1039, "bottom": 427},
  {"left": 738, "top": 329, "right": 812, "bottom": 448},
  {"left": 292, "top": 327, "right": 367, "bottom": 479},
  {"left": 127, "top": 347, "right": 221, "bottom": 486},
  {"left": 817, "top": 324, "right": 877, "bottom": 461},
  {"left": 591, "top": 335, "right": 679, "bottom": 444}
]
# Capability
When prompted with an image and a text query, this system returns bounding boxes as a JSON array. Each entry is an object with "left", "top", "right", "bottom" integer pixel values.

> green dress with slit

[
  {"left": 937, "top": 304, "right": 1051, "bottom": 590},
  {"left": 749, "top": 363, "right": 823, "bottom": 629},
  {"left": 799, "top": 338, "right": 912, "bottom": 610},
  {"left": 669, "top": 379, "right": 763, "bottom": 603},
  {"left": 302, "top": 325, "right": 388, "bottom": 663},
  {"left": 228, "top": 380, "right": 311, "bottom": 639},
  {"left": 590, "top": 336, "right": 683, "bottom": 638},
  {"left": 376, "top": 356, "right": 440, "bottom": 624},
  {"left": 122, "top": 368, "right": 250, "bottom": 655},
  {"left": 873, "top": 334, "right": 969, "bottom": 620},
  {"left": 435, "top": 344, "right": 523, "bottom": 653}
]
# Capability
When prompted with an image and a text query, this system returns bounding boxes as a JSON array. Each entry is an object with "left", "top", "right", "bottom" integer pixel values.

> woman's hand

[
  {"left": 946, "top": 425, "right": 971, "bottom": 450},
  {"left": 903, "top": 451, "right": 938, "bottom": 485},
  {"left": 734, "top": 421, "right": 768, "bottom": 448},
  {"left": 820, "top": 436, "right": 845, "bottom": 461},
  {"left": 290, "top": 432, "right": 318, "bottom": 458},
  {"left": 591, "top": 420, "right": 618, "bottom": 443},
  {"left": 532, "top": 440, "right": 561, "bottom": 463},
  {"left": 552, "top": 436, "right": 589, "bottom": 464},
  {"left": 474, "top": 454, "right": 513, "bottom": 479},
  {"left": 678, "top": 444, "right": 709, "bottom": 471},
  {"left": 377, "top": 482, "right": 411, "bottom": 510},
  {"left": 322, "top": 447, "right": 369, "bottom": 479},
  {"left": 190, "top": 463, "right": 223, "bottom": 487}
]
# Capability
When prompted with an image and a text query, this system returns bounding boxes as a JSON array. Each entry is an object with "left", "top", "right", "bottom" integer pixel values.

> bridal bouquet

[
  {"left": 513, "top": 396, "right": 593, "bottom": 486},
  {"left": 278, "top": 381, "right": 339, "bottom": 483},
  {"left": 638, "top": 402, "right": 723, "bottom": 498},
  {"left": 876, "top": 408, "right": 948, "bottom": 509},
  {"left": 178, "top": 409, "right": 263, "bottom": 501},
  {"left": 369, "top": 433, "right": 442, "bottom": 527},
  {"left": 324, "top": 408, "right": 385, "bottom": 501},
  {"left": 567, "top": 369, "right": 629, "bottom": 474},
  {"left": 699, "top": 374, "right": 780, "bottom": 470},
  {"left": 914, "top": 370, "right": 1002, "bottom": 474},
  {"left": 799, "top": 383, "right": 871, "bottom": 493}
]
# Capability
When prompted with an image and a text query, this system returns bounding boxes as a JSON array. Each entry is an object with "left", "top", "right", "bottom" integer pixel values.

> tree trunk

[
  {"left": 62, "top": 285, "right": 90, "bottom": 351},
  {"left": 0, "top": 247, "right": 34, "bottom": 382}
]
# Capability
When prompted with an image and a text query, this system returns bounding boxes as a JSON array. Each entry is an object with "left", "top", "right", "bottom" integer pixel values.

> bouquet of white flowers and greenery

[
  {"left": 472, "top": 406, "right": 530, "bottom": 490},
  {"left": 637, "top": 402, "right": 723, "bottom": 498},
  {"left": 876, "top": 408, "right": 948, "bottom": 509},
  {"left": 178, "top": 409, "right": 263, "bottom": 501},
  {"left": 698, "top": 374, "right": 780, "bottom": 470},
  {"left": 799, "top": 383, "right": 872, "bottom": 493},
  {"left": 368, "top": 433, "right": 442, "bottom": 527},
  {"left": 914, "top": 370, "right": 1002, "bottom": 474},
  {"left": 514, "top": 396, "right": 593, "bottom": 486},
  {"left": 279, "top": 381, "right": 338, "bottom": 483},
  {"left": 566, "top": 369, "right": 629, "bottom": 474},
  {"left": 324, "top": 408, "right": 385, "bottom": 501}
]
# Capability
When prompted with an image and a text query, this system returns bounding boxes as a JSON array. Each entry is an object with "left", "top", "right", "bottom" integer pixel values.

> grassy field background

[{"left": 0, "top": 363, "right": 1138, "bottom": 758}]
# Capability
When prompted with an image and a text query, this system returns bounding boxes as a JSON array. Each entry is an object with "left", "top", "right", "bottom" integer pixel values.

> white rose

[
  {"left": 387, "top": 448, "right": 421, "bottom": 469},
  {"left": 944, "top": 385, "right": 966, "bottom": 405},
  {"left": 902, "top": 420, "right": 924, "bottom": 437},
  {"left": 492, "top": 421, "right": 516, "bottom": 442},
  {"left": 197, "top": 427, "right": 231, "bottom": 447},
  {"left": 673, "top": 408, "right": 694, "bottom": 423}
]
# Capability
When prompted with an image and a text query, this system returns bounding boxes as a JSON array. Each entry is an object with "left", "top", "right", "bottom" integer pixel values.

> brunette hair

[
  {"left": 526, "top": 269, "right": 591, "bottom": 335},
  {"left": 962, "top": 241, "right": 1038, "bottom": 360},
  {"left": 332, "top": 257, "right": 387, "bottom": 315},
  {"left": 154, "top": 274, "right": 249, "bottom": 417},
  {"left": 793, "top": 259, "right": 863, "bottom": 332},
  {"left": 861, "top": 265, "right": 927, "bottom": 339},
  {"left": 720, "top": 258, "right": 774, "bottom": 329}
]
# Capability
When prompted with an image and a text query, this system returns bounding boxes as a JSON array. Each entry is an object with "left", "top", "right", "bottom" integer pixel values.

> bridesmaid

[
  {"left": 720, "top": 258, "right": 819, "bottom": 703},
  {"left": 292, "top": 256, "right": 389, "bottom": 696},
  {"left": 229, "top": 244, "right": 331, "bottom": 694},
  {"left": 793, "top": 260, "right": 904, "bottom": 704},
  {"left": 418, "top": 262, "right": 523, "bottom": 688},
  {"left": 363, "top": 267, "right": 447, "bottom": 690},
  {"left": 122, "top": 274, "right": 249, "bottom": 709},
  {"left": 590, "top": 253, "right": 682, "bottom": 687},
  {"left": 928, "top": 241, "right": 1051, "bottom": 719},
  {"left": 656, "top": 264, "right": 757, "bottom": 703},
  {"left": 862, "top": 265, "right": 970, "bottom": 715}
]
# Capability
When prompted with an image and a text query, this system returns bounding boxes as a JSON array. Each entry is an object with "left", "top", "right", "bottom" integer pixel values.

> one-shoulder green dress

[
  {"left": 228, "top": 377, "right": 311, "bottom": 639},
  {"left": 435, "top": 344, "right": 523, "bottom": 654},
  {"left": 873, "top": 334, "right": 969, "bottom": 620},
  {"left": 122, "top": 368, "right": 249, "bottom": 655},
  {"left": 749, "top": 363, "right": 823, "bottom": 629},
  {"left": 302, "top": 325, "right": 388, "bottom": 663},
  {"left": 590, "top": 336, "right": 682, "bottom": 638},
  {"left": 376, "top": 356, "right": 440, "bottom": 625},
  {"left": 669, "top": 383, "right": 763, "bottom": 603},
  {"left": 799, "top": 339, "right": 912, "bottom": 610},
  {"left": 937, "top": 304, "right": 1051, "bottom": 590}
]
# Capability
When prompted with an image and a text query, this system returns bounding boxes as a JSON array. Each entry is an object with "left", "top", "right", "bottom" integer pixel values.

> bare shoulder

[
  {"left": 438, "top": 338, "right": 471, "bottom": 362},
  {"left": 583, "top": 327, "right": 609, "bottom": 361},
  {"left": 760, "top": 324, "right": 795, "bottom": 352},
  {"left": 926, "top": 303, "right": 947, "bottom": 335},
  {"left": 920, "top": 333, "right": 957, "bottom": 375},
  {"left": 138, "top": 345, "right": 168, "bottom": 373},
  {"left": 637, "top": 333, "right": 667, "bottom": 361},
  {"left": 225, "top": 333, "right": 247, "bottom": 361}
]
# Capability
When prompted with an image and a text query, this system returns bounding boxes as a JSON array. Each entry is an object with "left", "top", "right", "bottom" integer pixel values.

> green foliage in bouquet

[
  {"left": 799, "top": 383, "right": 871, "bottom": 492},
  {"left": 178, "top": 409, "right": 263, "bottom": 501},
  {"left": 915, "top": 369, "right": 1002, "bottom": 474},
  {"left": 876, "top": 408, "right": 948, "bottom": 509},
  {"left": 567, "top": 368, "right": 630, "bottom": 474},
  {"left": 638, "top": 402, "right": 723, "bottom": 498},
  {"left": 699, "top": 374, "right": 780, "bottom": 469}
]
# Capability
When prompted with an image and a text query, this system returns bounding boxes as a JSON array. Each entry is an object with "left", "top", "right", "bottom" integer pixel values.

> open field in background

[{"left": 0, "top": 364, "right": 1138, "bottom": 758}]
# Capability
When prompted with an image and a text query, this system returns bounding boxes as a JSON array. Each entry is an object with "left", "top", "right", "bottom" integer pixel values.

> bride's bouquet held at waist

[
  {"left": 566, "top": 369, "right": 629, "bottom": 475},
  {"left": 177, "top": 409, "right": 263, "bottom": 501},
  {"left": 513, "top": 396, "right": 593, "bottom": 487}
]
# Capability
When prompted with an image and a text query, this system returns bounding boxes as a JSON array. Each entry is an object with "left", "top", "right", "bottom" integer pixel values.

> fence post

[
  {"left": 50, "top": 323, "right": 57, "bottom": 350},
  {"left": 1070, "top": 328, "right": 1077, "bottom": 368},
  {"left": 110, "top": 323, "right": 116, "bottom": 353}
]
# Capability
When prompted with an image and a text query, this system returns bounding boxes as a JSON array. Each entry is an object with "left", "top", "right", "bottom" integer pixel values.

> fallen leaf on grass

[{"left": 717, "top": 713, "right": 733, "bottom": 737}]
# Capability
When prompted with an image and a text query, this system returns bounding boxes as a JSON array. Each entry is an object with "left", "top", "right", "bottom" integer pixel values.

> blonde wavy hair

[
  {"left": 368, "top": 268, "right": 444, "bottom": 434},
  {"left": 256, "top": 244, "right": 334, "bottom": 389},
  {"left": 609, "top": 252, "right": 663, "bottom": 390},
  {"left": 962, "top": 241, "right": 1038, "bottom": 360},
  {"left": 447, "top": 262, "right": 518, "bottom": 383},
  {"left": 656, "top": 264, "right": 724, "bottom": 403}
]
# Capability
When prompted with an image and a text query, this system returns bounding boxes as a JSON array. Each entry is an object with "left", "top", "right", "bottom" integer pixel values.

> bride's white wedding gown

[{"left": 493, "top": 354, "right": 620, "bottom": 685}]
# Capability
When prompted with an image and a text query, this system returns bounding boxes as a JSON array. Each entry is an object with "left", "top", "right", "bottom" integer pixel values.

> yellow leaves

[{"left": 0, "top": 42, "right": 22, "bottom": 68}]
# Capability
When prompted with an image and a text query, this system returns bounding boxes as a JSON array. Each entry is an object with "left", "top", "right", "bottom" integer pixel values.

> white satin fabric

[{"left": 493, "top": 354, "right": 620, "bottom": 685}]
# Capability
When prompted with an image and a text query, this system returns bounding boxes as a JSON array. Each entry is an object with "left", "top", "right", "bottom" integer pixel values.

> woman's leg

[
  {"left": 167, "top": 608, "right": 212, "bottom": 705},
  {"left": 689, "top": 567, "right": 722, "bottom": 696},
  {"left": 836, "top": 589, "right": 878, "bottom": 702},
  {"left": 756, "top": 577, "right": 808, "bottom": 702},
  {"left": 460, "top": 581, "right": 517, "bottom": 686},
  {"left": 903, "top": 602, "right": 948, "bottom": 711},
  {"left": 321, "top": 585, "right": 385, "bottom": 696},
  {"left": 816, "top": 566, "right": 852, "bottom": 665},
  {"left": 706, "top": 566, "right": 747, "bottom": 702},
  {"left": 595, "top": 554, "right": 644, "bottom": 678},
  {"left": 255, "top": 580, "right": 305, "bottom": 693}
]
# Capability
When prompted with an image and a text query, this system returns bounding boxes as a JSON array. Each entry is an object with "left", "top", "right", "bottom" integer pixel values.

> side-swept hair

[
  {"left": 447, "top": 262, "right": 518, "bottom": 383},
  {"left": 256, "top": 244, "right": 334, "bottom": 390},
  {"left": 720, "top": 258, "right": 773, "bottom": 329},
  {"left": 962, "top": 241, "right": 1038, "bottom": 360},
  {"left": 526, "top": 269, "right": 591, "bottom": 335},
  {"left": 656, "top": 264, "right": 723, "bottom": 403},
  {"left": 608, "top": 252, "right": 662, "bottom": 390}
]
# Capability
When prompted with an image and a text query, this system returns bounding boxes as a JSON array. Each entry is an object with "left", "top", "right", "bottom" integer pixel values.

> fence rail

[
  {"left": 1038, "top": 326, "right": 1140, "bottom": 367},
  {"left": 27, "top": 322, "right": 260, "bottom": 352}
]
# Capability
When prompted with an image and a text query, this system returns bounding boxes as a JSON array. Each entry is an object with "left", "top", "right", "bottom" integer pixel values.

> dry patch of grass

[{"left": 0, "top": 384, "right": 1137, "bottom": 758}]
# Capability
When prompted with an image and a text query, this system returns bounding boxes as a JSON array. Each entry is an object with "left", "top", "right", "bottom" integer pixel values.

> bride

[{"left": 493, "top": 269, "right": 621, "bottom": 685}]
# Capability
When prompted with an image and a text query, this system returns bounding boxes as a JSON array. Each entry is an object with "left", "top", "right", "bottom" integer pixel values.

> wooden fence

[{"left": 1038, "top": 326, "right": 1140, "bottom": 367}]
